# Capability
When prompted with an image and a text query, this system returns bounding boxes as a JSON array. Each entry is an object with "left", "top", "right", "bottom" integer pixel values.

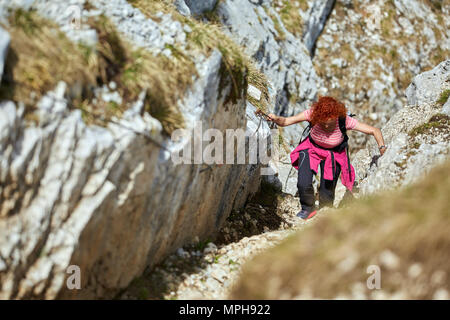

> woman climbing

[{"left": 258, "top": 96, "right": 387, "bottom": 220}]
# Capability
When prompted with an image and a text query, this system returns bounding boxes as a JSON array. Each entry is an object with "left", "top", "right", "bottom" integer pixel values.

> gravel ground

[{"left": 119, "top": 188, "right": 334, "bottom": 300}]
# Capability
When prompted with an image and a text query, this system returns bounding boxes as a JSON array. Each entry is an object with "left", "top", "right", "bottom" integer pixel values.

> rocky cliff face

[
  {"left": 119, "top": 59, "right": 450, "bottom": 301},
  {"left": 208, "top": 0, "right": 321, "bottom": 147},
  {"left": 0, "top": 0, "right": 448, "bottom": 300},
  {"left": 0, "top": 0, "right": 274, "bottom": 299},
  {"left": 349, "top": 59, "right": 450, "bottom": 197},
  {"left": 230, "top": 160, "right": 450, "bottom": 300},
  {"left": 214, "top": 0, "right": 450, "bottom": 197}
]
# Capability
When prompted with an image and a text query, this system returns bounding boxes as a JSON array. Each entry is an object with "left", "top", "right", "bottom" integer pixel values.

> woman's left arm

[{"left": 353, "top": 122, "right": 387, "bottom": 155}]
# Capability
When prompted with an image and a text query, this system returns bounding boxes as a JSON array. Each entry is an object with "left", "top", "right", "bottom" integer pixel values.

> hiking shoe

[{"left": 296, "top": 209, "right": 317, "bottom": 220}]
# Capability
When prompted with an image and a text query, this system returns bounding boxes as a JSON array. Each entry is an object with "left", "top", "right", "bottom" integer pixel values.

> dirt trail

[{"left": 119, "top": 184, "right": 336, "bottom": 300}]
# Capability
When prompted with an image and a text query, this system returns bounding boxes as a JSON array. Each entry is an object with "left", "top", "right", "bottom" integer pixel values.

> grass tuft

[
  {"left": 2, "top": 2, "right": 272, "bottom": 134},
  {"left": 129, "top": 0, "right": 271, "bottom": 111},
  {"left": 408, "top": 113, "right": 450, "bottom": 137},
  {"left": 0, "top": 8, "right": 195, "bottom": 135},
  {"left": 437, "top": 89, "right": 450, "bottom": 106},
  {"left": 0, "top": 9, "right": 97, "bottom": 111}
]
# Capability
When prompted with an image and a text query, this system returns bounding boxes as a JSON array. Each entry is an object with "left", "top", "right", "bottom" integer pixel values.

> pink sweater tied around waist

[{"left": 290, "top": 137, "right": 356, "bottom": 192}]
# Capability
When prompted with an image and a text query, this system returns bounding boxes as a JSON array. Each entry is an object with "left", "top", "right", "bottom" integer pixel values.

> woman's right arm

[{"left": 264, "top": 110, "right": 308, "bottom": 127}]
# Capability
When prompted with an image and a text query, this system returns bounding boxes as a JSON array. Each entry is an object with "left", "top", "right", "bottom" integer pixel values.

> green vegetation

[
  {"left": 213, "top": 254, "right": 222, "bottom": 263},
  {"left": 380, "top": 4, "right": 396, "bottom": 37},
  {"left": 194, "top": 238, "right": 212, "bottom": 252},
  {"left": 0, "top": 8, "right": 193, "bottom": 135},
  {"left": 278, "top": 0, "right": 303, "bottom": 37},
  {"left": 314, "top": 0, "right": 450, "bottom": 111},
  {"left": 0, "top": 9, "right": 96, "bottom": 112},
  {"left": 424, "top": 0, "right": 443, "bottom": 12},
  {"left": 320, "top": 2, "right": 401, "bottom": 99},
  {"left": 275, "top": 0, "right": 309, "bottom": 31},
  {"left": 408, "top": 114, "right": 450, "bottom": 137},
  {"left": 276, "top": 126, "right": 293, "bottom": 154},
  {"left": 128, "top": 0, "right": 270, "bottom": 113},
  {"left": 406, "top": 150, "right": 417, "bottom": 158},
  {"left": 83, "top": 0, "right": 96, "bottom": 11},
  {"left": 128, "top": 276, "right": 150, "bottom": 300},
  {"left": 1, "top": 3, "right": 271, "bottom": 135},
  {"left": 202, "top": 0, "right": 222, "bottom": 23},
  {"left": 437, "top": 90, "right": 450, "bottom": 106},
  {"left": 84, "top": 14, "right": 193, "bottom": 135}
]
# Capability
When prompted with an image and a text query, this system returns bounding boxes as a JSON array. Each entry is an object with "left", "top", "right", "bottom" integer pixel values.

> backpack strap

[
  {"left": 299, "top": 115, "right": 352, "bottom": 147},
  {"left": 338, "top": 116, "right": 353, "bottom": 182},
  {"left": 298, "top": 121, "right": 312, "bottom": 145},
  {"left": 338, "top": 116, "right": 347, "bottom": 139}
]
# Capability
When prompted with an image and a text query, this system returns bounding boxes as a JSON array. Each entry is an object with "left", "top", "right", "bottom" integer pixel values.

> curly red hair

[{"left": 310, "top": 96, "right": 347, "bottom": 125}]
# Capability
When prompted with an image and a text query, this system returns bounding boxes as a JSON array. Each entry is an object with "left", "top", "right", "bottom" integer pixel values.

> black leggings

[{"left": 296, "top": 149, "right": 341, "bottom": 213}]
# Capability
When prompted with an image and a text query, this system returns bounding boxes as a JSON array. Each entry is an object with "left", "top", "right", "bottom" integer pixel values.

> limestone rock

[
  {"left": 29, "top": 0, "right": 189, "bottom": 54},
  {"left": 183, "top": 0, "right": 217, "bottom": 15},
  {"left": 302, "top": 0, "right": 335, "bottom": 55},
  {"left": 215, "top": 0, "right": 321, "bottom": 146},
  {"left": 443, "top": 99, "right": 450, "bottom": 116},
  {"left": 406, "top": 59, "right": 450, "bottom": 107},
  {"left": 348, "top": 61, "right": 450, "bottom": 198}
]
